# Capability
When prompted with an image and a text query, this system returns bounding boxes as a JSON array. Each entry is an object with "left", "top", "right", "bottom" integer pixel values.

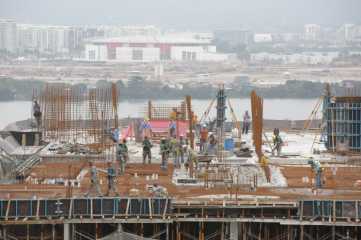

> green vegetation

[{"left": 0, "top": 78, "right": 46, "bottom": 101}]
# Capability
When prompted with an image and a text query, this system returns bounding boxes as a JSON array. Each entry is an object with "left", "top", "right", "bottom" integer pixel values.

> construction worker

[
  {"left": 122, "top": 139, "right": 132, "bottom": 168},
  {"left": 140, "top": 117, "right": 152, "bottom": 140},
  {"left": 183, "top": 145, "right": 199, "bottom": 169},
  {"left": 320, "top": 122, "right": 327, "bottom": 142},
  {"left": 160, "top": 138, "right": 170, "bottom": 171},
  {"left": 168, "top": 116, "right": 176, "bottom": 137},
  {"left": 83, "top": 160, "right": 103, "bottom": 198},
  {"left": 169, "top": 135, "right": 181, "bottom": 167},
  {"left": 199, "top": 124, "right": 208, "bottom": 153},
  {"left": 308, "top": 158, "right": 324, "bottom": 188},
  {"left": 178, "top": 134, "right": 187, "bottom": 163},
  {"left": 272, "top": 135, "right": 283, "bottom": 157},
  {"left": 152, "top": 182, "right": 168, "bottom": 198},
  {"left": 205, "top": 133, "right": 218, "bottom": 155},
  {"left": 116, "top": 142, "right": 125, "bottom": 174},
  {"left": 169, "top": 107, "right": 178, "bottom": 120},
  {"left": 142, "top": 136, "right": 152, "bottom": 164},
  {"left": 33, "top": 99, "right": 42, "bottom": 126},
  {"left": 191, "top": 110, "right": 197, "bottom": 130},
  {"left": 104, "top": 160, "right": 120, "bottom": 197},
  {"left": 242, "top": 110, "right": 251, "bottom": 134}
]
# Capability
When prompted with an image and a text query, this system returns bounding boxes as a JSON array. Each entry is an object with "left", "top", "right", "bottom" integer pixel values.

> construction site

[{"left": 1, "top": 81, "right": 361, "bottom": 240}]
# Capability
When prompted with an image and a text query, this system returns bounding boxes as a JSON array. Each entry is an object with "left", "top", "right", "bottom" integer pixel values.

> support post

[
  {"left": 176, "top": 224, "right": 178, "bottom": 240},
  {"left": 332, "top": 226, "right": 335, "bottom": 240},
  {"left": 72, "top": 224, "right": 75, "bottom": 240},
  {"left": 52, "top": 225, "right": 55, "bottom": 240},
  {"left": 301, "top": 225, "right": 304, "bottom": 240},
  {"left": 230, "top": 222, "right": 238, "bottom": 240},
  {"left": 27, "top": 224, "right": 29, "bottom": 240},
  {"left": 3, "top": 225, "right": 6, "bottom": 240},
  {"left": 166, "top": 223, "right": 169, "bottom": 240},
  {"left": 64, "top": 224, "right": 70, "bottom": 240}
]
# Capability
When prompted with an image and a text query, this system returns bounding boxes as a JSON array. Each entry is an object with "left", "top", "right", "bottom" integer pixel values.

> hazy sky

[{"left": 1, "top": 0, "right": 360, "bottom": 31}]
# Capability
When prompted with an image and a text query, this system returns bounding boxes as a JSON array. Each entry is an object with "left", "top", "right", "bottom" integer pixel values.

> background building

[
  {"left": 304, "top": 24, "right": 320, "bottom": 41},
  {"left": 344, "top": 24, "right": 355, "bottom": 40},
  {"left": 0, "top": 19, "right": 17, "bottom": 53},
  {"left": 213, "top": 29, "right": 254, "bottom": 45}
]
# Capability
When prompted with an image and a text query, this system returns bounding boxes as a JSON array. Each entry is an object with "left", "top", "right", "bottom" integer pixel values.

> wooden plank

[
  {"left": 68, "top": 198, "right": 73, "bottom": 219},
  {"left": 125, "top": 198, "right": 130, "bottom": 217},
  {"left": 22, "top": 134, "right": 26, "bottom": 146},
  {"left": 163, "top": 198, "right": 169, "bottom": 219},
  {"left": 36, "top": 199, "right": 40, "bottom": 219},
  {"left": 91, "top": 198, "right": 93, "bottom": 219},
  {"left": 35, "top": 134, "right": 39, "bottom": 146},
  {"left": 149, "top": 198, "right": 152, "bottom": 219},
  {"left": 300, "top": 200, "right": 304, "bottom": 220},
  {"left": 333, "top": 200, "right": 336, "bottom": 221},
  {"left": 5, "top": 199, "right": 11, "bottom": 221}
]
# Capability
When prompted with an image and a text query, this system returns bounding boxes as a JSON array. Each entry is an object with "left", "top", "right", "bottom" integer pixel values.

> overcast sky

[{"left": 1, "top": 0, "right": 360, "bottom": 31}]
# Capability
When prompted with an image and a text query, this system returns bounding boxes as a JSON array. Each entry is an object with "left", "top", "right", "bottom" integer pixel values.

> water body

[{"left": 0, "top": 98, "right": 321, "bottom": 130}]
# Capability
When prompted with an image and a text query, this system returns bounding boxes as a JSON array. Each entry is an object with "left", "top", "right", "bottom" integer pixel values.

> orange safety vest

[{"left": 192, "top": 113, "right": 197, "bottom": 122}]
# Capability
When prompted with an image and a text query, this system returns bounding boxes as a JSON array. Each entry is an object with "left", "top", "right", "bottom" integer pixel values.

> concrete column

[
  {"left": 332, "top": 226, "right": 335, "bottom": 240},
  {"left": 3, "top": 225, "right": 7, "bottom": 240},
  {"left": 300, "top": 225, "right": 304, "bottom": 240},
  {"left": 52, "top": 225, "right": 55, "bottom": 240},
  {"left": 166, "top": 223, "right": 169, "bottom": 240},
  {"left": 64, "top": 224, "right": 70, "bottom": 240},
  {"left": 176, "top": 224, "right": 178, "bottom": 240},
  {"left": 72, "top": 224, "right": 75, "bottom": 240},
  {"left": 230, "top": 222, "right": 238, "bottom": 240}
]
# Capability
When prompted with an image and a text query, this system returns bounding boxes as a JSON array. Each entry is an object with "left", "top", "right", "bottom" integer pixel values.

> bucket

[{"left": 225, "top": 138, "right": 234, "bottom": 156}]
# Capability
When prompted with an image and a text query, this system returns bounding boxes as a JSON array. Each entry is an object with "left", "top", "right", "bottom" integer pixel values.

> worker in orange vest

[{"left": 191, "top": 110, "right": 197, "bottom": 130}]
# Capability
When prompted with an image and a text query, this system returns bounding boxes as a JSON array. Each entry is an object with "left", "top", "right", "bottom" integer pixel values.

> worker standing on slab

[
  {"left": 178, "top": 134, "right": 187, "bottom": 163},
  {"left": 308, "top": 158, "right": 324, "bottom": 188},
  {"left": 33, "top": 99, "right": 42, "bottom": 126},
  {"left": 142, "top": 136, "right": 152, "bottom": 164},
  {"left": 83, "top": 160, "right": 103, "bottom": 198},
  {"left": 152, "top": 182, "right": 168, "bottom": 198},
  {"left": 169, "top": 107, "right": 177, "bottom": 120},
  {"left": 140, "top": 118, "right": 152, "bottom": 140},
  {"left": 168, "top": 116, "right": 176, "bottom": 137},
  {"left": 199, "top": 124, "right": 208, "bottom": 153},
  {"left": 160, "top": 138, "right": 170, "bottom": 171},
  {"left": 242, "top": 110, "right": 251, "bottom": 134},
  {"left": 122, "top": 139, "right": 132, "bottom": 168},
  {"left": 272, "top": 135, "right": 283, "bottom": 157},
  {"left": 169, "top": 136, "right": 181, "bottom": 167},
  {"left": 104, "top": 160, "right": 120, "bottom": 197},
  {"left": 183, "top": 145, "right": 199, "bottom": 169},
  {"left": 320, "top": 122, "right": 327, "bottom": 142},
  {"left": 205, "top": 133, "right": 218, "bottom": 155},
  {"left": 116, "top": 142, "right": 125, "bottom": 174},
  {"left": 191, "top": 110, "right": 197, "bottom": 130}
]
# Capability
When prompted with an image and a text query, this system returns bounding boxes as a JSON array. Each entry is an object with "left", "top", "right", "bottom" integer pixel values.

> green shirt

[
  {"left": 107, "top": 165, "right": 116, "bottom": 180},
  {"left": 122, "top": 143, "right": 128, "bottom": 151},
  {"left": 274, "top": 136, "right": 282, "bottom": 147},
  {"left": 142, "top": 140, "right": 152, "bottom": 152},
  {"left": 161, "top": 144, "right": 170, "bottom": 156},
  {"left": 117, "top": 147, "right": 123, "bottom": 157}
]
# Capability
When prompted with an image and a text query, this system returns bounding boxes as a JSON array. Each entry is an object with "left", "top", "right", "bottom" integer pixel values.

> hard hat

[
  {"left": 203, "top": 125, "right": 206, "bottom": 128},
  {"left": 179, "top": 134, "right": 184, "bottom": 137},
  {"left": 123, "top": 138, "right": 127, "bottom": 142},
  {"left": 119, "top": 142, "right": 123, "bottom": 145},
  {"left": 34, "top": 99, "right": 37, "bottom": 102},
  {"left": 145, "top": 135, "right": 149, "bottom": 138},
  {"left": 272, "top": 135, "right": 276, "bottom": 140},
  {"left": 183, "top": 145, "right": 187, "bottom": 148},
  {"left": 173, "top": 107, "right": 177, "bottom": 110},
  {"left": 144, "top": 117, "right": 148, "bottom": 121},
  {"left": 245, "top": 110, "right": 248, "bottom": 113},
  {"left": 308, "top": 159, "right": 314, "bottom": 164},
  {"left": 107, "top": 160, "right": 112, "bottom": 164},
  {"left": 191, "top": 110, "right": 194, "bottom": 112},
  {"left": 170, "top": 116, "right": 174, "bottom": 118},
  {"left": 88, "top": 160, "right": 94, "bottom": 165},
  {"left": 154, "top": 182, "right": 159, "bottom": 187}
]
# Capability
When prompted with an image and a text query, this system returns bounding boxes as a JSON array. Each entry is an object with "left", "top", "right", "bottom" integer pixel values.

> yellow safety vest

[
  {"left": 189, "top": 149, "right": 198, "bottom": 163},
  {"left": 313, "top": 161, "right": 324, "bottom": 174},
  {"left": 171, "top": 140, "right": 179, "bottom": 154},
  {"left": 157, "top": 187, "right": 168, "bottom": 197}
]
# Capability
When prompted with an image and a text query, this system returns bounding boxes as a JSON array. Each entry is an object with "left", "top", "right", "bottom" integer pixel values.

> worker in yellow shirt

[
  {"left": 191, "top": 110, "right": 197, "bottom": 130},
  {"left": 169, "top": 107, "right": 178, "bottom": 120}
]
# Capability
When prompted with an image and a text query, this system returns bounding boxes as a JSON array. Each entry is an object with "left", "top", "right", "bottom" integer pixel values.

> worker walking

[
  {"left": 168, "top": 116, "right": 176, "bottom": 137},
  {"left": 242, "top": 110, "right": 251, "bottom": 134},
  {"left": 191, "top": 110, "right": 197, "bottom": 130},
  {"left": 104, "top": 160, "right": 120, "bottom": 197},
  {"left": 140, "top": 118, "right": 152, "bottom": 140},
  {"left": 83, "top": 160, "right": 103, "bottom": 198},
  {"left": 122, "top": 139, "right": 132, "bottom": 168},
  {"left": 160, "top": 138, "right": 170, "bottom": 171},
  {"left": 116, "top": 143, "right": 125, "bottom": 174},
  {"left": 308, "top": 158, "right": 324, "bottom": 188},
  {"left": 169, "top": 107, "right": 178, "bottom": 120},
  {"left": 205, "top": 133, "right": 218, "bottom": 155},
  {"left": 320, "top": 122, "right": 327, "bottom": 142},
  {"left": 169, "top": 136, "right": 181, "bottom": 167},
  {"left": 178, "top": 134, "right": 187, "bottom": 163},
  {"left": 142, "top": 136, "right": 152, "bottom": 164},
  {"left": 152, "top": 182, "right": 168, "bottom": 198},
  {"left": 33, "top": 99, "right": 42, "bottom": 126},
  {"left": 183, "top": 145, "right": 199, "bottom": 170},
  {"left": 272, "top": 135, "right": 283, "bottom": 157},
  {"left": 199, "top": 124, "right": 208, "bottom": 153}
]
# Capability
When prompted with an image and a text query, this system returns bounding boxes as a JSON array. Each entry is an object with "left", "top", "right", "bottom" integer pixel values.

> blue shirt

[
  {"left": 140, "top": 121, "right": 152, "bottom": 131},
  {"left": 33, "top": 103, "right": 41, "bottom": 113},
  {"left": 114, "top": 129, "right": 119, "bottom": 142},
  {"left": 243, "top": 114, "right": 251, "bottom": 124},
  {"left": 168, "top": 120, "right": 176, "bottom": 130}
]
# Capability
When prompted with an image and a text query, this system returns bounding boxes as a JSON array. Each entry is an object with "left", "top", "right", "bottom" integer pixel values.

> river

[{"left": 0, "top": 98, "right": 322, "bottom": 130}]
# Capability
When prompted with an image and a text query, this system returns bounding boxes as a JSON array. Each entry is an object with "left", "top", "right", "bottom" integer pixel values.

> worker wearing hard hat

[
  {"left": 169, "top": 135, "right": 181, "bottom": 167},
  {"left": 83, "top": 160, "right": 103, "bottom": 198},
  {"left": 168, "top": 116, "right": 176, "bottom": 137},
  {"left": 178, "top": 134, "right": 187, "bottom": 163},
  {"left": 191, "top": 110, "right": 197, "bottom": 130},
  {"left": 199, "top": 124, "right": 208, "bottom": 153},
  {"left": 122, "top": 139, "right": 132, "bottom": 168},
  {"left": 205, "top": 133, "right": 218, "bottom": 155},
  {"left": 242, "top": 110, "right": 251, "bottom": 135},
  {"left": 116, "top": 142, "right": 125, "bottom": 174},
  {"left": 160, "top": 138, "right": 170, "bottom": 171},
  {"left": 33, "top": 99, "right": 42, "bottom": 126},
  {"left": 320, "top": 122, "right": 327, "bottom": 142},
  {"left": 272, "top": 135, "right": 283, "bottom": 157},
  {"left": 183, "top": 145, "right": 199, "bottom": 169},
  {"left": 308, "top": 158, "right": 324, "bottom": 188},
  {"left": 104, "top": 160, "right": 120, "bottom": 197},
  {"left": 142, "top": 136, "right": 153, "bottom": 164},
  {"left": 169, "top": 107, "right": 178, "bottom": 121},
  {"left": 140, "top": 117, "right": 152, "bottom": 140},
  {"left": 152, "top": 182, "right": 168, "bottom": 198}
]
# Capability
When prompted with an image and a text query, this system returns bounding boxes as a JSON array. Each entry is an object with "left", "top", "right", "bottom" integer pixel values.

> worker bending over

[
  {"left": 160, "top": 138, "right": 170, "bottom": 171},
  {"left": 140, "top": 118, "right": 152, "bottom": 140},
  {"left": 308, "top": 158, "right": 324, "bottom": 188},
  {"left": 178, "top": 134, "right": 186, "bottom": 163},
  {"left": 152, "top": 182, "right": 168, "bottom": 198},
  {"left": 242, "top": 110, "right": 251, "bottom": 135},
  {"left": 104, "top": 160, "right": 120, "bottom": 197},
  {"left": 183, "top": 145, "right": 199, "bottom": 169},
  {"left": 272, "top": 135, "right": 283, "bottom": 157},
  {"left": 168, "top": 116, "right": 176, "bottom": 137},
  {"left": 169, "top": 136, "right": 181, "bottom": 167},
  {"left": 83, "top": 160, "right": 103, "bottom": 198},
  {"left": 142, "top": 136, "right": 152, "bottom": 164},
  {"left": 33, "top": 99, "right": 42, "bottom": 126},
  {"left": 116, "top": 143, "right": 125, "bottom": 174},
  {"left": 205, "top": 133, "right": 218, "bottom": 155},
  {"left": 199, "top": 124, "right": 208, "bottom": 153},
  {"left": 122, "top": 139, "right": 132, "bottom": 168},
  {"left": 320, "top": 122, "right": 327, "bottom": 142}
]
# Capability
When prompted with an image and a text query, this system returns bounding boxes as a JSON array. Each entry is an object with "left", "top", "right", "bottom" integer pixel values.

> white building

[
  {"left": 0, "top": 19, "right": 17, "bottom": 53},
  {"left": 250, "top": 53, "right": 282, "bottom": 61},
  {"left": 344, "top": 24, "right": 355, "bottom": 40},
  {"left": 304, "top": 24, "right": 320, "bottom": 41},
  {"left": 281, "top": 33, "right": 302, "bottom": 42},
  {"left": 251, "top": 53, "right": 333, "bottom": 63},
  {"left": 254, "top": 34, "right": 272, "bottom": 43}
]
